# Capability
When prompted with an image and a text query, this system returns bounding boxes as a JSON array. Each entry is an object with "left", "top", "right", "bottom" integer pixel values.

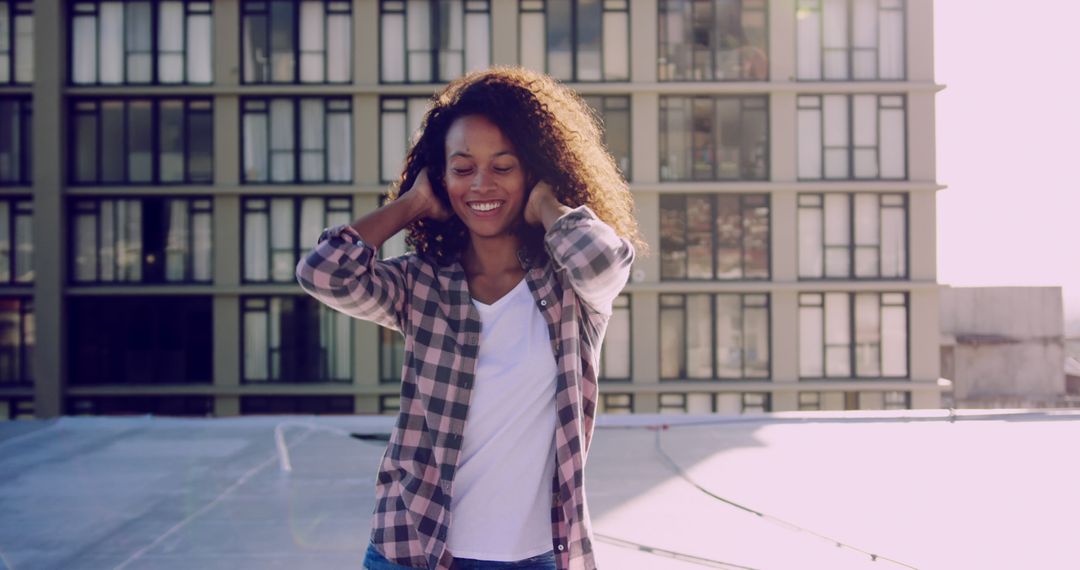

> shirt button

[
  {"left": 557, "top": 544, "right": 565, "bottom": 551},
  {"left": 540, "top": 299, "right": 547, "bottom": 307}
]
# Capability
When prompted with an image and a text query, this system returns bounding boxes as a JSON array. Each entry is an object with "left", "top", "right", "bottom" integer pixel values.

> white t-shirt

[{"left": 445, "top": 276, "right": 559, "bottom": 561}]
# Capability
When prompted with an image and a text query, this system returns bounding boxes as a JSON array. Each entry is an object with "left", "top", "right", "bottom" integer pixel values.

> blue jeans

[{"left": 363, "top": 542, "right": 556, "bottom": 570}]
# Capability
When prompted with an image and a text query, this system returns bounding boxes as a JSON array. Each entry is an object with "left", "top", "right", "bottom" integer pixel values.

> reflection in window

[
  {"left": 243, "top": 196, "right": 352, "bottom": 283},
  {"left": 242, "top": 295, "right": 352, "bottom": 383},
  {"left": 0, "top": 1, "right": 33, "bottom": 84},
  {"left": 581, "top": 95, "right": 631, "bottom": 180},
  {"left": 69, "top": 295, "right": 213, "bottom": 385},
  {"left": 660, "top": 293, "right": 770, "bottom": 380},
  {"left": 598, "top": 294, "right": 631, "bottom": 380},
  {"left": 242, "top": 97, "right": 353, "bottom": 183},
  {"left": 519, "top": 0, "right": 629, "bottom": 82},
  {"left": 71, "top": 98, "right": 214, "bottom": 184},
  {"left": 380, "top": 96, "right": 431, "bottom": 183},
  {"left": 243, "top": 0, "right": 351, "bottom": 83},
  {"left": 660, "top": 95, "right": 768, "bottom": 181},
  {"left": 659, "top": 0, "right": 768, "bottom": 81},
  {"left": 0, "top": 198, "right": 33, "bottom": 284},
  {"left": 70, "top": 0, "right": 213, "bottom": 84},
  {"left": 798, "top": 291, "right": 908, "bottom": 378},
  {"left": 0, "top": 97, "right": 31, "bottom": 185},
  {"left": 797, "top": 94, "right": 906, "bottom": 180},
  {"left": 796, "top": 0, "right": 905, "bottom": 81},
  {"left": 0, "top": 297, "right": 33, "bottom": 386},
  {"left": 660, "top": 193, "right": 769, "bottom": 280},
  {"left": 381, "top": 0, "right": 490, "bottom": 83},
  {"left": 798, "top": 192, "right": 907, "bottom": 279},
  {"left": 71, "top": 197, "right": 213, "bottom": 284}
]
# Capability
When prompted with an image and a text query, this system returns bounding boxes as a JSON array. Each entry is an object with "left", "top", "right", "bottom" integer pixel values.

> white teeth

[{"left": 469, "top": 201, "right": 503, "bottom": 212}]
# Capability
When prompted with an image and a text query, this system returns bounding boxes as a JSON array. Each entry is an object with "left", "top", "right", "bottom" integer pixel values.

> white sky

[{"left": 934, "top": 2, "right": 1080, "bottom": 327}]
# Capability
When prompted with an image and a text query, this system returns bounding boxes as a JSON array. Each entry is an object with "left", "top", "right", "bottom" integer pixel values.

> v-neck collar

[{"left": 470, "top": 275, "right": 528, "bottom": 310}]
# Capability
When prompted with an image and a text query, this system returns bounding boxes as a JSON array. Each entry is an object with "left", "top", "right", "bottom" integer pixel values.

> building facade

[{"left": 1, "top": 0, "right": 943, "bottom": 419}]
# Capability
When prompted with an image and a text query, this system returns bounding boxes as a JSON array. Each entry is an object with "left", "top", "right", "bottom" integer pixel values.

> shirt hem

[{"left": 449, "top": 543, "right": 554, "bottom": 561}]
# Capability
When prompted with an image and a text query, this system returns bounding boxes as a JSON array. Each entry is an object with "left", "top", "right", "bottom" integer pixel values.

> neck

[{"left": 462, "top": 232, "right": 524, "bottom": 277}]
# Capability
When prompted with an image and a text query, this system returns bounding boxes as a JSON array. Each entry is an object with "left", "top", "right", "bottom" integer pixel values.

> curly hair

[{"left": 387, "top": 65, "right": 648, "bottom": 266}]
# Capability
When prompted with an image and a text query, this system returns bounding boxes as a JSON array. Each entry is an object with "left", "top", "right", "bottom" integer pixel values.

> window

[
  {"left": 798, "top": 390, "right": 910, "bottom": 410},
  {"left": 0, "top": 198, "right": 32, "bottom": 284},
  {"left": 378, "top": 193, "right": 410, "bottom": 384},
  {"left": 71, "top": 197, "right": 212, "bottom": 284},
  {"left": 598, "top": 393, "right": 633, "bottom": 414},
  {"left": 379, "top": 394, "right": 400, "bottom": 415},
  {"left": 69, "top": 296, "right": 213, "bottom": 385},
  {"left": 380, "top": 96, "right": 431, "bottom": 183},
  {"left": 660, "top": 193, "right": 769, "bottom": 280},
  {"left": 598, "top": 294, "right": 631, "bottom": 381},
  {"left": 0, "top": 1, "right": 32, "bottom": 84},
  {"left": 796, "top": 0, "right": 905, "bottom": 81},
  {"left": 519, "top": 0, "right": 629, "bottom": 82},
  {"left": 0, "top": 297, "right": 33, "bottom": 386},
  {"left": 70, "top": 0, "right": 213, "bottom": 85},
  {"left": 797, "top": 94, "right": 906, "bottom": 180},
  {"left": 659, "top": 293, "right": 769, "bottom": 380},
  {"left": 658, "top": 0, "right": 767, "bottom": 81},
  {"left": 582, "top": 95, "right": 631, "bottom": 179},
  {"left": 382, "top": 0, "right": 490, "bottom": 83},
  {"left": 1, "top": 397, "right": 34, "bottom": 419},
  {"left": 242, "top": 97, "right": 352, "bottom": 183},
  {"left": 71, "top": 98, "right": 213, "bottom": 184},
  {"left": 0, "top": 98, "right": 31, "bottom": 185},
  {"left": 798, "top": 291, "right": 908, "bottom": 378},
  {"left": 241, "top": 395, "right": 354, "bottom": 414},
  {"left": 798, "top": 193, "right": 906, "bottom": 279},
  {"left": 242, "top": 196, "right": 351, "bottom": 282},
  {"left": 67, "top": 396, "right": 213, "bottom": 416},
  {"left": 658, "top": 392, "right": 770, "bottom": 414},
  {"left": 242, "top": 0, "right": 351, "bottom": 83},
  {"left": 242, "top": 296, "right": 352, "bottom": 384},
  {"left": 660, "top": 95, "right": 768, "bottom": 181}
]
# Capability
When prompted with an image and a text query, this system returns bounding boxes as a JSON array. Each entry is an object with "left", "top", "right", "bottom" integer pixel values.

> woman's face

[{"left": 443, "top": 114, "right": 528, "bottom": 240}]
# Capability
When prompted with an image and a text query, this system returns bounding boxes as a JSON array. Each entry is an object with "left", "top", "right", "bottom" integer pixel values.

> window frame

[
  {"left": 68, "top": 0, "right": 214, "bottom": 86},
  {"left": 0, "top": 197, "right": 33, "bottom": 284},
  {"left": 240, "top": 195, "right": 352, "bottom": 283},
  {"left": 379, "top": 95, "right": 432, "bottom": 184},
  {"left": 659, "top": 94, "right": 770, "bottom": 182},
  {"left": 241, "top": 0, "right": 353, "bottom": 84},
  {"left": 797, "top": 192, "right": 908, "bottom": 280},
  {"left": 0, "top": 0, "right": 33, "bottom": 84},
  {"left": 581, "top": 94, "right": 633, "bottom": 181},
  {"left": 380, "top": 0, "right": 491, "bottom": 84},
  {"left": 657, "top": 0, "right": 769, "bottom": 82},
  {"left": 795, "top": 0, "right": 907, "bottom": 82},
  {"left": 240, "top": 96, "right": 353, "bottom": 184},
  {"left": 0, "top": 96, "right": 32, "bottom": 186},
  {"left": 518, "top": 0, "right": 630, "bottom": 83},
  {"left": 0, "top": 296, "right": 33, "bottom": 386},
  {"left": 659, "top": 292, "right": 772, "bottom": 381},
  {"left": 598, "top": 293, "right": 632, "bottom": 382},
  {"left": 798, "top": 291, "right": 910, "bottom": 380},
  {"left": 69, "top": 96, "right": 215, "bottom": 185},
  {"left": 68, "top": 195, "right": 214, "bottom": 285},
  {"left": 796, "top": 93, "right": 908, "bottom": 181},
  {"left": 240, "top": 295, "right": 354, "bottom": 384},
  {"left": 660, "top": 192, "right": 771, "bottom": 281}
]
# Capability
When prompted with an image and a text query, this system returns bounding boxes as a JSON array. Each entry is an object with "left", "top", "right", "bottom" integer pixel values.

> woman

[{"left": 295, "top": 66, "right": 646, "bottom": 570}]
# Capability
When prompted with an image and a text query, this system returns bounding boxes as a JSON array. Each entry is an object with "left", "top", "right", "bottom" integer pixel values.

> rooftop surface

[{"left": 1, "top": 410, "right": 1078, "bottom": 570}]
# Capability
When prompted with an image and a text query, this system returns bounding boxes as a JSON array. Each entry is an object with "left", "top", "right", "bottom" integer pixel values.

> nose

[{"left": 470, "top": 168, "right": 497, "bottom": 191}]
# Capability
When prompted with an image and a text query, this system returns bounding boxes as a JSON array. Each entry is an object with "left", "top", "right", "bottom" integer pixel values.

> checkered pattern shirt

[{"left": 295, "top": 204, "right": 635, "bottom": 570}]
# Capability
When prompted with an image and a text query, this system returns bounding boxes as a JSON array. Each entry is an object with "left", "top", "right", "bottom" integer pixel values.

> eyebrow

[{"left": 447, "top": 150, "right": 517, "bottom": 159}]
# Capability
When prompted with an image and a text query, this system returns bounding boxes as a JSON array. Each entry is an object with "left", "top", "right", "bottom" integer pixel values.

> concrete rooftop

[{"left": 1, "top": 410, "right": 1078, "bottom": 570}]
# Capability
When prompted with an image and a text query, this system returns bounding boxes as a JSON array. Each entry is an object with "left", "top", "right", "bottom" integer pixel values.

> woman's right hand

[{"left": 408, "top": 167, "right": 454, "bottom": 222}]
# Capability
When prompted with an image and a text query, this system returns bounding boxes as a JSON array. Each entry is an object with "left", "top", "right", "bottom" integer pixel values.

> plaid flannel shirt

[{"left": 295, "top": 204, "right": 635, "bottom": 570}]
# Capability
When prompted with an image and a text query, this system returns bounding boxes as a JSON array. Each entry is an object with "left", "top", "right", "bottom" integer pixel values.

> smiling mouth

[{"left": 467, "top": 200, "right": 505, "bottom": 213}]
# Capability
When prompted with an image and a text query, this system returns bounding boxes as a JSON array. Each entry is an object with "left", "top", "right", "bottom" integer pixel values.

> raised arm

[
  {"left": 295, "top": 169, "right": 451, "bottom": 331},
  {"left": 528, "top": 184, "right": 636, "bottom": 316}
]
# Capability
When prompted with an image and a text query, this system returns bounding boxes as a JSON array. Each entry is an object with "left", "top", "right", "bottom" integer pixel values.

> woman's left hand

[{"left": 524, "top": 180, "right": 559, "bottom": 227}]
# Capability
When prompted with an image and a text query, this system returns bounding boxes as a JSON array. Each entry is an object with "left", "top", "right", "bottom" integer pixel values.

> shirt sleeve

[
  {"left": 543, "top": 204, "right": 636, "bottom": 317},
  {"left": 294, "top": 222, "right": 410, "bottom": 333}
]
